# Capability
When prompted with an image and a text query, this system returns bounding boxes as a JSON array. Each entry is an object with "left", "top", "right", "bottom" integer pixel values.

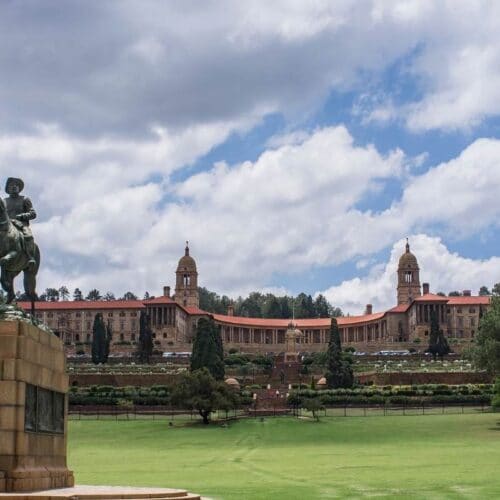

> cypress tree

[
  {"left": 191, "top": 317, "right": 225, "bottom": 380},
  {"left": 138, "top": 311, "right": 153, "bottom": 363},
  {"left": 326, "top": 317, "right": 353, "bottom": 388},
  {"left": 91, "top": 313, "right": 107, "bottom": 364},
  {"left": 428, "top": 309, "right": 450, "bottom": 360}
]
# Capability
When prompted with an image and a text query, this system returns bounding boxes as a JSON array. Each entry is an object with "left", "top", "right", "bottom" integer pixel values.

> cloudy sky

[{"left": 1, "top": 1, "right": 499, "bottom": 314}]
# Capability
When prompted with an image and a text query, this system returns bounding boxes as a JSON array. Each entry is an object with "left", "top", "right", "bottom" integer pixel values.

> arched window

[
  {"left": 183, "top": 274, "right": 190, "bottom": 286},
  {"left": 405, "top": 271, "right": 413, "bottom": 283}
]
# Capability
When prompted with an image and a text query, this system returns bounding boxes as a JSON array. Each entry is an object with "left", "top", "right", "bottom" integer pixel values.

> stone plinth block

[{"left": 0, "top": 320, "right": 74, "bottom": 492}]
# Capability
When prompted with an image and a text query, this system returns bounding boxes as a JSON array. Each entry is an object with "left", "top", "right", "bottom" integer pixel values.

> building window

[
  {"left": 424, "top": 330, "right": 428, "bottom": 336},
  {"left": 86, "top": 321, "right": 91, "bottom": 330},
  {"left": 130, "top": 312, "right": 137, "bottom": 317},
  {"left": 457, "top": 308, "right": 462, "bottom": 314},
  {"left": 405, "top": 271, "right": 413, "bottom": 283},
  {"left": 86, "top": 334, "right": 91, "bottom": 342},
  {"left": 119, "top": 312, "right": 126, "bottom": 317},
  {"left": 131, "top": 320, "right": 137, "bottom": 331},
  {"left": 120, "top": 321, "right": 125, "bottom": 331},
  {"left": 458, "top": 317, "right": 463, "bottom": 327},
  {"left": 131, "top": 333, "right": 136, "bottom": 341},
  {"left": 85, "top": 312, "right": 91, "bottom": 317},
  {"left": 75, "top": 312, "right": 81, "bottom": 318},
  {"left": 75, "top": 334, "right": 80, "bottom": 342},
  {"left": 163, "top": 333, "right": 167, "bottom": 338},
  {"left": 120, "top": 333, "right": 124, "bottom": 341},
  {"left": 469, "top": 308, "right": 476, "bottom": 314},
  {"left": 470, "top": 318, "right": 475, "bottom": 327},
  {"left": 47, "top": 313, "right": 53, "bottom": 318},
  {"left": 108, "top": 312, "right": 113, "bottom": 317},
  {"left": 446, "top": 308, "right": 451, "bottom": 314}
]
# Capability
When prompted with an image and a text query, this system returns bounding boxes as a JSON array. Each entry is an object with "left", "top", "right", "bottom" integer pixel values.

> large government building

[{"left": 20, "top": 241, "right": 490, "bottom": 355}]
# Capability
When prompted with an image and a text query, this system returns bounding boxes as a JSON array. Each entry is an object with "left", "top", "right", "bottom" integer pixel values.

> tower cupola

[
  {"left": 397, "top": 239, "right": 421, "bottom": 305},
  {"left": 175, "top": 241, "right": 199, "bottom": 308}
]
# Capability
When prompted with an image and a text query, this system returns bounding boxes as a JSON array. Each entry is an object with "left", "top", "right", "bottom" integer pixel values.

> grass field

[{"left": 68, "top": 413, "right": 500, "bottom": 499}]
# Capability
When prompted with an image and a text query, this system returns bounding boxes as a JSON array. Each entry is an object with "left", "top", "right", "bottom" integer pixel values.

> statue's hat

[{"left": 5, "top": 177, "right": 24, "bottom": 193}]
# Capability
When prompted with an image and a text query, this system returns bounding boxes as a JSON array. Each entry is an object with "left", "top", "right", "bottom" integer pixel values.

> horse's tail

[{"left": 33, "top": 244, "right": 41, "bottom": 274}]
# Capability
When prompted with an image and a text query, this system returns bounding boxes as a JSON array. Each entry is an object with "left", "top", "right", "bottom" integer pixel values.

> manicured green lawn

[{"left": 68, "top": 413, "right": 500, "bottom": 499}]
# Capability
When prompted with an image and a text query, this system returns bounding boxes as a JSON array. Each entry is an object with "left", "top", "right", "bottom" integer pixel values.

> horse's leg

[
  {"left": 1, "top": 269, "right": 16, "bottom": 303},
  {"left": 24, "top": 269, "right": 38, "bottom": 301}
]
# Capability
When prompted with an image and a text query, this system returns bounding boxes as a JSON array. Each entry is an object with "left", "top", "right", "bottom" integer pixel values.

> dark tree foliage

[
  {"left": 120, "top": 291, "right": 138, "bottom": 300},
  {"left": 58, "top": 286, "right": 70, "bottom": 301},
  {"left": 104, "top": 321, "right": 112, "bottom": 361},
  {"left": 198, "top": 287, "right": 233, "bottom": 314},
  {"left": 86, "top": 289, "right": 102, "bottom": 301},
  {"left": 191, "top": 317, "right": 225, "bottom": 381},
  {"left": 45, "top": 288, "right": 59, "bottom": 302},
  {"left": 73, "top": 288, "right": 83, "bottom": 301},
  {"left": 137, "top": 311, "right": 153, "bottom": 363},
  {"left": 472, "top": 296, "right": 500, "bottom": 375},
  {"left": 427, "top": 309, "right": 450, "bottom": 360},
  {"left": 448, "top": 291, "right": 461, "bottom": 297},
  {"left": 325, "top": 317, "right": 353, "bottom": 388},
  {"left": 198, "top": 287, "right": 342, "bottom": 319},
  {"left": 91, "top": 313, "right": 109, "bottom": 364},
  {"left": 479, "top": 286, "right": 491, "bottom": 296},
  {"left": 493, "top": 283, "right": 500, "bottom": 297},
  {"left": 264, "top": 296, "right": 282, "bottom": 318},
  {"left": 314, "top": 294, "right": 330, "bottom": 318},
  {"left": 171, "top": 368, "right": 238, "bottom": 424}
]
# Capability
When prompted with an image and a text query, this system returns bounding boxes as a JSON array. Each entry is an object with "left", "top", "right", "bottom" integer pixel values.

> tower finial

[
  {"left": 405, "top": 238, "right": 410, "bottom": 253},
  {"left": 185, "top": 241, "right": 189, "bottom": 256}
]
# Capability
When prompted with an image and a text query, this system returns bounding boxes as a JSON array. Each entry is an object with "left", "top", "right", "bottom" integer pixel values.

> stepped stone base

[{"left": 0, "top": 484, "right": 203, "bottom": 499}]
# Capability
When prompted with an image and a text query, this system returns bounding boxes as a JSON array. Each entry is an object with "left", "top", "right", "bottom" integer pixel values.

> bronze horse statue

[{"left": 0, "top": 196, "right": 40, "bottom": 303}]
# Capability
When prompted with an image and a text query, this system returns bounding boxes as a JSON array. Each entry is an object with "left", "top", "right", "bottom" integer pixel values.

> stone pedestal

[{"left": 0, "top": 320, "right": 74, "bottom": 492}]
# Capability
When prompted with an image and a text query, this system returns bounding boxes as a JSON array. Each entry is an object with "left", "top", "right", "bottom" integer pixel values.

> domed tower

[
  {"left": 175, "top": 242, "right": 199, "bottom": 308},
  {"left": 397, "top": 239, "right": 421, "bottom": 305}
]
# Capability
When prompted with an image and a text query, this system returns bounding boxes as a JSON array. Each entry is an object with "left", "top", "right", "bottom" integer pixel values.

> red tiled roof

[
  {"left": 18, "top": 300, "right": 145, "bottom": 311},
  {"left": 413, "top": 293, "right": 449, "bottom": 302},
  {"left": 212, "top": 312, "right": 386, "bottom": 328},
  {"left": 387, "top": 304, "right": 410, "bottom": 313},
  {"left": 143, "top": 296, "right": 176, "bottom": 305},
  {"left": 447, "top": 296, "right": 490, "bottom": 305},
  {"left": 184, "top": 306, "right": 209, "bottom": 315}
]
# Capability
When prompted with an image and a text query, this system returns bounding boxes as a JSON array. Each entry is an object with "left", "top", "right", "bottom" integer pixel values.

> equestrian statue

[{"left": 0, "top": 177, "right": 40, "bottom": 304}]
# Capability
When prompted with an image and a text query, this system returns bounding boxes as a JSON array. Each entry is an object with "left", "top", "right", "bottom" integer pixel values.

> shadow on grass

[{"left": 488, "top": 420, "right": 500, "bottom": 431}]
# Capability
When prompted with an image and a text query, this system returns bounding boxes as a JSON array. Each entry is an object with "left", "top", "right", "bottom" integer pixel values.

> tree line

[{"left": 198, "top": 287, "right": 342, "bottom": 318}]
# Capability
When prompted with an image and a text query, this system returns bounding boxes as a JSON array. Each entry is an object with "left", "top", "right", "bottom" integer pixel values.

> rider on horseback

[{"left": 4, "top": 177, "right": 37, "bottom": 270}]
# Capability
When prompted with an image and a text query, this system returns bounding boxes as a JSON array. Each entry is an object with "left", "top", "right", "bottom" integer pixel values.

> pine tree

[
  {"left": 326, "top": 317, "right": 353, "bottom": 388},
  {"left": 191, "top": 317, "right": 225, "bottom": 380}
]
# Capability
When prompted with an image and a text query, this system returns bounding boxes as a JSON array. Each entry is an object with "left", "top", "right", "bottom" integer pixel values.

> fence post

[{"left": 344, "top": 405, "right": 346, "bottom": 417}]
